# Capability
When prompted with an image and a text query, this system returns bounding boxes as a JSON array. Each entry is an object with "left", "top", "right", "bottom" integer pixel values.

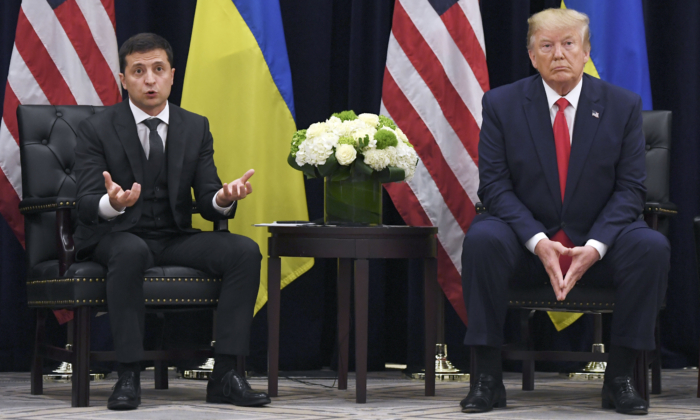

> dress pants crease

[
  {"left": 93, "top": 232, "right": 154, "bottom": 363},
  {"left": 156, "top": 231, "right": 261, "bottom": 356}
]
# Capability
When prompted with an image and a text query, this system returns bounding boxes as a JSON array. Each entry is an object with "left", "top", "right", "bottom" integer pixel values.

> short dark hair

[{"left": 118, "top": 33, "right": 174, "bottom": 73}]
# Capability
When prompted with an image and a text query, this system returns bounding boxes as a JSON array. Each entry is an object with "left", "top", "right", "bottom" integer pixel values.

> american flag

[
  {"left": 0, "top": 0, "right": 121, "bottom": 247},
  {"left": 381, "top": 0, "right": 488, "bottom": 324}
]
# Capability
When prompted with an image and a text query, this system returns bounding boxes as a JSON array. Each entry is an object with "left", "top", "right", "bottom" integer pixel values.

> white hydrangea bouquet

[{"left": 288, "top": 110, "right": 418, "bottom": 183}]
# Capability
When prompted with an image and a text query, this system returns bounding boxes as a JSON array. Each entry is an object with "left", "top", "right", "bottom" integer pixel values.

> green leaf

[
  {"left": 353, "top": 157, "right": 374, "bottom": 177},
  {"left": 317, "top": 153, "right": 339, "bottom": 177},
  {"left": 331, "top": 164, "right": 351, "bottom": 181},
  {"left": 360, "top": 135, "right": 369, "bottom": 148},
  {"left": 304, "top": 165, "right": 320, "bottom": 179},
  {"left": 287, "top": 152, "right": 302, "bottom": 171},
  {"left": 376, "top": 166, "right": 405, "bottom": 183},
  {"left": 288, "top": 153, "right": 318, "bottom": 178}
]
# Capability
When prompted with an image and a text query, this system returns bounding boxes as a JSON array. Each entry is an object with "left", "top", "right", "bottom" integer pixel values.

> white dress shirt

[
  {"left": 98, "top": 99, "right": 233, "bottom": 219},
  {"left": 523, "top": 78, "right": 608, "bottom": 260}
]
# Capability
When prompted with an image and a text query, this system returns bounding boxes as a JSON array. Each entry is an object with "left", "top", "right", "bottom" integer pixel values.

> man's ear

[
  {"left": 170, "top": 68, "right": 175, "bottom": 86},
  {"left": 528, "top": 49, "right": 538, "bottom": 70},
  {"left": 119, "top": 73, "right": 127, "bottom": 91}
]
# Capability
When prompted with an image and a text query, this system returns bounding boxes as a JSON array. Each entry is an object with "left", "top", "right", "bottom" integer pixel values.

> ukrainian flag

[
  {"left": 181, "top": 0, "right": 313, "bottom": 314},
  {"left": 564, "top": 0, "right": 653, "bottom": 110},
  {"left": 550, "top": 0, "right": 654, "bottom": 331}
]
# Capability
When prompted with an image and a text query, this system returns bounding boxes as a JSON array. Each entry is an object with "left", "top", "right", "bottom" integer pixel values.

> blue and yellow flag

[
  {"left": 564, "top": 0, "right": 653, "bottom": 109},
  {"left": 181, "top": 0, "right": 313, "bottom": 314},
  {"left": 549, "top": 0, "right": 654, "bottom": 331}
]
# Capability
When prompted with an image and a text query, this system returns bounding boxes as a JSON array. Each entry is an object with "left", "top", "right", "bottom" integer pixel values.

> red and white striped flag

[
  {"left": 0, "top": 0, "right": 121, "bottom": 247},
  {"left": 381, "top": 0, "right": 488, "bottom": 324}
]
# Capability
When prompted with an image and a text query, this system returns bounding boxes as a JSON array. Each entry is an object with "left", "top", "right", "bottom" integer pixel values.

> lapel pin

[{"left": 592, "top": 110, "right": 600, "bottom": 118}]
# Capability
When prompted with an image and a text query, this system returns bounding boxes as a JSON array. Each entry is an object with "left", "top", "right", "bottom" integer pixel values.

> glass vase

[{"left": 324, "top": 172, "right": 382, "bottom": 225}]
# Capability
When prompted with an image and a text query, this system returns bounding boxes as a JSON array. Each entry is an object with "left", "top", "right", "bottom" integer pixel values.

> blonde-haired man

[{"left": 460, "top": 8, "right": 668, "bottom": 415}]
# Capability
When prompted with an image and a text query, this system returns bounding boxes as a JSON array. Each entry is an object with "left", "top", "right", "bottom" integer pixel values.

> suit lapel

[
  {"left": 114, "top": 100, "right": 144, "bottom": 183},
  {"left": 523, "top": 76, "right": 562, "bottom": 213},
  {"left": 166, "top": 103, "right": 186, "bottom": 210},
  {"left": 562, "top": 75, "right": 604, "bottom": 214}
]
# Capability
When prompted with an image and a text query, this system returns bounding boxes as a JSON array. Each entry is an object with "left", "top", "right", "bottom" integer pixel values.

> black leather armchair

[
  {"left": 18, "top": 105, "right": 235, "bottom": 407},
  {"left": 471, "top": 110, "right": 675, "bottom": 401}
]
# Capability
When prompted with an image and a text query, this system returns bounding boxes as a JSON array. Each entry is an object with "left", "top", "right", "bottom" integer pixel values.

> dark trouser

[
  {"left": 93, "top": 231, "right": 261, "bottom": 363},
  {"left": 461, "top": 215, "right": 669, "bottom": 351}
]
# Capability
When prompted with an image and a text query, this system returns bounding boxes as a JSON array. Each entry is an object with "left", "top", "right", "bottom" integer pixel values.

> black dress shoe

[
  {"left": 206, "top": 369, "right": 271, "bottom": 407},
  {"left": 107, "top": 371, "right": 141, "bottom": 410},
  {"left": 602, "top": 376, "right": 648, "bottom": 415},
  {"left": 460, "top": 374, "right": 506, "bottom": 413}
]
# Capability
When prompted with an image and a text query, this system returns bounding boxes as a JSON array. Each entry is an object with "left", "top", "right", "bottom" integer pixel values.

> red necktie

[{"left": 550, "top": 98, "right": 574, "bottom": 274}]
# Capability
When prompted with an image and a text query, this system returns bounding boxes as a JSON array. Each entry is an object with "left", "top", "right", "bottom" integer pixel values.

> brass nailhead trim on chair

[
  {"left": 142, "top": 277, "right": 222, "bottom": 282},
  {"left": 509, "top": 300, "right": 614, "bottom": 308}
]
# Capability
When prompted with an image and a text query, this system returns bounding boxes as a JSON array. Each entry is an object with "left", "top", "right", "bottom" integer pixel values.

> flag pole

[{"left": 412, "top": 290, "right": 469, "bottom": 382}]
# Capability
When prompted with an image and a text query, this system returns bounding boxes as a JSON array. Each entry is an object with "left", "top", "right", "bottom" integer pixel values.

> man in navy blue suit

[{"left": 460, "top": 8, "right": 668, "bottom": 415}]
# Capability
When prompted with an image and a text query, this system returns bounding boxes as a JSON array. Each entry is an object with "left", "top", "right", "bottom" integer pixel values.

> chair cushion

[{"left": 26, "top": 261, "right": 222, "bottom": 308}]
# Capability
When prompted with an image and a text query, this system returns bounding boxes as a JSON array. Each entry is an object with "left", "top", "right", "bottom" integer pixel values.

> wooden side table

[{"left": 265, "top": 225, "right": 439, "bottom": 403}]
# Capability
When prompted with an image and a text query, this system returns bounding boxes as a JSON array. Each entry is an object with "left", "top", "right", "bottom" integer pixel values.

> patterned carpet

[{"left": 1, "top": 369, "right": 700, "bottom": 419}]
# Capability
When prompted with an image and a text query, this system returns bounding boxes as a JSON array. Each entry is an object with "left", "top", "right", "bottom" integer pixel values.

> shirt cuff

[
  {"left": 98, "top": 194, "right": 125, "bottom": 220},
  {"left": 212, "top": 193, "right": 235, "bottom": 215},
  {"left": 525, "top": 232, "right": 548, "bottom": 255},
  {"left": 585, "top": 239, "right": 608, "bottom": 260}
]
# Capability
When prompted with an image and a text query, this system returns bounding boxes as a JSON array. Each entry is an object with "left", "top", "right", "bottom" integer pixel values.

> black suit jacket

[{"left": 74, "top": 100, "right": 236, "bottom": 259}]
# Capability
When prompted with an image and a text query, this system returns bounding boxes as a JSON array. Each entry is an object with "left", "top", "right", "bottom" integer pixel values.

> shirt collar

[
  {"left": 128, "top": 99, "right": 170, "bottom": 126},
  {"left": 542, "top": 77, "right": 583, "bottom": 111}
]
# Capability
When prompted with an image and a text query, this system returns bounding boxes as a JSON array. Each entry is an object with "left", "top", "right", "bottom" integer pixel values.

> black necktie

[{"left": 142, "top": 118, "right": 164, "bottom": 169}]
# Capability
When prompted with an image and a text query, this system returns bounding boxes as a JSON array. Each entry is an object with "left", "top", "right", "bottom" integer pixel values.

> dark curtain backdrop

[{"left": 1, "top": 0, "right": 699, "bottom": 373}]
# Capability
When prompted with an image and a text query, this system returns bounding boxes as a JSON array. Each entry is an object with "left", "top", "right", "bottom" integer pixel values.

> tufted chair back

[
  {"left": 18, "top": 105, "right": 104, "bottom": 271},
  {"left": 642, "top": 111, "right": 672, "bottom": 205},
  {"left": 642, "top": 111, "right": 673, "bottom": 237}
]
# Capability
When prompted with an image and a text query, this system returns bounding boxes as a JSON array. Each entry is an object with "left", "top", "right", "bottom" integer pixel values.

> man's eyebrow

[{"left": 129, "top": 60, "right": 167, "bottom": 67}]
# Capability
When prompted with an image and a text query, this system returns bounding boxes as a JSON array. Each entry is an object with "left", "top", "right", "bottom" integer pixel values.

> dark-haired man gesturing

[{"left": 74, "top": 33, "right": 269, "bottom": 410}]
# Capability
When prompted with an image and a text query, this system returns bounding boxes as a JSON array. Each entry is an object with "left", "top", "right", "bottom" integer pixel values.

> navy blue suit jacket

[{"left": 476, "top": 73, "right": 648, "bottom": 249}]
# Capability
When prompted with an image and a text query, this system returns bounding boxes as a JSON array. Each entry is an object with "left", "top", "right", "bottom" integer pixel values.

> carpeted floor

[{"left": 1, "top": 369, "right": 699, "bottom": 419}]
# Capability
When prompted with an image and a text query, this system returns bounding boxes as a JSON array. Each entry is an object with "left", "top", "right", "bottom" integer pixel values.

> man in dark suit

[
  {"left": 460, "top": 8, "right": 668, "bottom": 415},
  {"left": 74, "top": 33, "right": 270, "bottom": 410}
]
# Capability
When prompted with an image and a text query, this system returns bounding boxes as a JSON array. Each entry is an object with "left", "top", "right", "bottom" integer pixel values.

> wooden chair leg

[
  {"left": 154, "top": 361, "right": 169, "bottom": 389},
  {"left": 237, "top": 356, "right": 246, "bottom": 377},
  {"left": 31, "top": 309, "right": 47, "bottom": 395},
  {"left": 633, "top": 351, "right": 649, "bottom": 403},
  {"left": 470, "top": 346, "right": 477, "bottom": 389},
  {"left": 697, "top": 340, "right": 700, "bottom": 398},
  {"left": 651, "top": 319, "right": 661, "bottom": 395},
  {"left": 71, "top": 307, "right": 91, "bottom": 407},
  {"left": 153, "top": 313, "right": 168, "bottom": 389},
  {"left": 521, "top": 310, "right": 535, "bottom": 391}
]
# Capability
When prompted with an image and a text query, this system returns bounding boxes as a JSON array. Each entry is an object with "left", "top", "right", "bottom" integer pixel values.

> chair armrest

[
  {"left": 644, "top": 202, "right": 678, "bottom": 217},
  {"left": 19, "top": 197, "right": 77, "bottom": 275},
  {"left": 19, "top": 197, "right": 75, "bottom": 215},
  {"left": 191, "top": 200, "right": 229, "bottom": 232}
]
